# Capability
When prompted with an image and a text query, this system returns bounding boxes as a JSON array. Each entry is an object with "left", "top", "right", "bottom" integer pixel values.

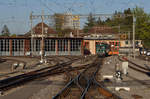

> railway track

[
  {"left": 0, "top": 57, "right": 27, "bottom": 65},
  {"left": 0, "top": 57, "right": 29, "bottom": 79},
  {"left": 0, "top": 56, "right": 86, "bottom": 94},
  {"left": 0, "top": 56, "right": 79, "bottom": 78},
  {"left": 53, "top": 57, "right": 122, "bottom": 99},
  {"left": 121, "top": 56, "right": 150, "bottom": 75}
]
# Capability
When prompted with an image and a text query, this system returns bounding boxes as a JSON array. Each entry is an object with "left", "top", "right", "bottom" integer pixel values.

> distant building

[
  {"left": 89, "top": 26, "right": 117, "bottom": 34},
  {"left": 25, "top": 22, "right": 57, "bottom": 37},
  {"left": 83, "top": 37, "right": 142, "bottom": 55},
  {"left": 63, "top": 12, "right": 80, "bottom": 30},
  {"left": 82, "top": 26, "right": 119, "bottom": 39}
]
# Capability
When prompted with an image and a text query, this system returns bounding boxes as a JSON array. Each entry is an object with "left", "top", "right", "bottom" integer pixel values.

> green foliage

[
  {"left": 1, "top": 25, "right": 10, "bottom": 36},
  {"left": 83, "top": 9, "right": 133, "bottom": 33},
  {"left": 83, "top": 7, "right": 150, "bottom": 47},
  {"left": 133, "top": 7, "right": 150, "bottom": 38},
  {"left": 96, "top": 17, "right": 105, "bottom": 26},
  {"left": 11, "top": 34, "right": 17, "bottom": 37},
  {"left": 133, "top": 6, "right": 150, "bottom": 47},
  {"left": 105, "top": 8, "right": 132, "bottom": 31},
  {"left": 83, "top": 13, "right": 96, "bottom": 33},
  {"left": 143, "top": 40, "right": 150, "bottom": 48}
]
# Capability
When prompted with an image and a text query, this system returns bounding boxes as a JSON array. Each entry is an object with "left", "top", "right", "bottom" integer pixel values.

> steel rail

[
  {"left": 0, "top": 57, "right": 79, "bottom": 84},
  {"left": 122, "top": 56, "right": 150, "bottom": 71},
  {"left": 80, "top": 57, "right": 122, "bottom": 99},
  {"left": 53, "top": 57, "right": 121, "bottom": 99},
  {"left": 0, "top": 62, "right": 89, "bottom": 92},
  {"left": 80, "top": 63, "right": 100, "bottom": 99},
  {"left": 52, "top": 57, "right": 105, "bottom": 99},
  {"left": 144, "top": 64, "right": 150, "bottom": 71},
  {"left": 52, "top": 60, "right": 98, "bottom": 99},
  {"left": 0, "top": 58, "right": 81, "bottom": 92},
  {"left": 93, "top": 78, "right": 122, "bottom": 99},
  {"left": 120, "top": 56, "right": 150, "bottom": 76}
]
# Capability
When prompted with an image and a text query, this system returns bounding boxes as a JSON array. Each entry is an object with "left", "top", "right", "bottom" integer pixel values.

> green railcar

[{"left": 96, "top": 42, "right": 110, "bottom": 56}]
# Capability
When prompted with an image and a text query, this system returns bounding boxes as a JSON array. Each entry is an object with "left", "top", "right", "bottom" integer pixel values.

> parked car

[
  {"left": 139, "top": 48, "right": 147, "bottom": 55},
  {"left": 146, "top": 50, "right": 150, "bottom": 56}
]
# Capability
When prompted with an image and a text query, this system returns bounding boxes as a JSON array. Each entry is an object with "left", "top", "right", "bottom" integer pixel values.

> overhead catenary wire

[{"left": 39, "top": 0, "right": 56, "bottom": 13}]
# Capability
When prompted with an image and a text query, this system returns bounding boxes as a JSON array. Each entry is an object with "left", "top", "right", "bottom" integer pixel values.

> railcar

[
  {"left": 108, "top": 41, "right": 119, "bottom": 55},
  {"left": 96, "top": 42, "right": 110, "bottom": 56}
]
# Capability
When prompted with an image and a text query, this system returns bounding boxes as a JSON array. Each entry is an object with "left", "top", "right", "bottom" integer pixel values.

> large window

[
  {"left": 45, "top": 39, "right": 55, "bottom": 51},
  {"left": 30, "top": 39, "right": 41, "bottom": 52},
  {"left": 12, "top": 39, "right": 24, "bottom": 52},
  {"left": 58, "top": 39, "right": 68, "bottom": 51},
  {"left": 70, "top": 39, "right": 81, "bottom": 51},
  {"left": 0, "top": 39, "right": 9, "bottom": 51},
  {"left": 35, "top": 39, "right": 40, "bottom": 51}
]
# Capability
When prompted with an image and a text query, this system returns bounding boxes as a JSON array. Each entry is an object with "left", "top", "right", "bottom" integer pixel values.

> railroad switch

[{"left": 122, "top": 62, "right": 128, "bottom": 75}]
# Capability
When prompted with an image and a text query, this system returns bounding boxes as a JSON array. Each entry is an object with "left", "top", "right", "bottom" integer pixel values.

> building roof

[
  {"left": 88, "top": 26, "right": 117, "bottom": 34},
  {"left": 0, "top": 36, "right": 83, "bottom": 39},
  {"left": 25, "top": 22, "right": 56, "bottom": 36},
  {"left": 84, "top": 37, "right": 118, "bottom": 40}
]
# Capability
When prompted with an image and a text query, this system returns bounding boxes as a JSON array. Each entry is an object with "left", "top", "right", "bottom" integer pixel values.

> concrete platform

[{"left": 98, "top": 55, "right": 150, "bottom": 99}]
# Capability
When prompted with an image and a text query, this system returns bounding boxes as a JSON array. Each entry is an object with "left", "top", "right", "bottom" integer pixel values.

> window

[
  {"left": 70, "top": 39, "right": 81, "bottom": 51},
  {"left": 125, "top": 41, "right": 128, "bottom": 45},
  {"left": 35, "top": 40, "right": 40, "bottom": 51},
  {"left": 58, "top": 39, "right": 68, "bottom": 51},
  {"left": 0, "top": 39, "right": 9, "bottom": 52},
  {"left": 12, "top": 39, "right": 24, "bottom": 52}
]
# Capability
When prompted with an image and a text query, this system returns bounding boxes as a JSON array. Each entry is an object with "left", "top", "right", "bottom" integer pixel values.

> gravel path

[{"left": 29, "top": 74, "right": 66, "bottom": 99}]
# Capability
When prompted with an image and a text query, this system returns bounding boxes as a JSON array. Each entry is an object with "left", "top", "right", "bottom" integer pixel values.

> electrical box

[{"left": 122, "top": 62, "right": 128, "bottom": 75}]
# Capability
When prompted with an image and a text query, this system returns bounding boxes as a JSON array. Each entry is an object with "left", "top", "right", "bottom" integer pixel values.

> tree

[
  {"left": 133, "top": 6, "right": 150, "bottom": 48},
  {"left": 83, "top": 13, "right": 96, "bottom": 33},
  {"left": 123, "top": 8, "right": 133, "bottom": 31},
  {"left": 104, "top": 9, "right": 133, "bottom": 31},
  {"left": 133, "top": 7, "right": 149, "bottom": 38},
  {"left": 11, "top": 34, "right": 17, "bottom": 37},
  {"left": 1, "top": 25, "right": 10, "bottom": 36},
  {"left": 96, "top": 17, "right": 104, "bottom": 26}
]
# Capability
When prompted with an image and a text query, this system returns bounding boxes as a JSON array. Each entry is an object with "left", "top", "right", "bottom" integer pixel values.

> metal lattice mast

[
  {"left": 133, "top": 14, "right": 136, "bottom": 59},
  {"left": 30, "top": 12, "right": 33, "bottom": 57},
  {"left": 41, "top": 10, "right": 44, "bottom": 63}
]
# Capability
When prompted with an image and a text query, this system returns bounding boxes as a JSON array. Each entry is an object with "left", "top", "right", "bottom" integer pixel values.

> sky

[{"left": 0, "top": 0, "right": 150, "bottom": 34}]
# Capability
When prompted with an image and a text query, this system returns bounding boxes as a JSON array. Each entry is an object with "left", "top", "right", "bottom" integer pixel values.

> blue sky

[{"left": 0, "top": 0, "right": 150, "bottom": 34}]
